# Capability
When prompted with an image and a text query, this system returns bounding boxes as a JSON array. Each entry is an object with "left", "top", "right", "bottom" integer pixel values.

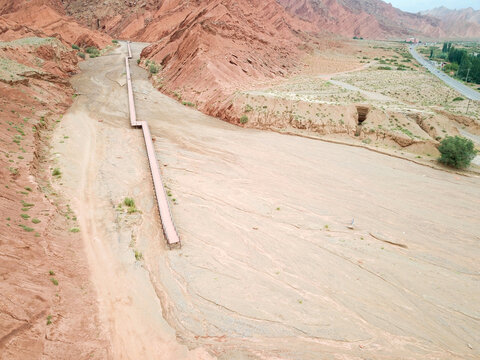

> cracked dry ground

[{"left": 50, "top": 42, "right": 480, "bottom": 360}]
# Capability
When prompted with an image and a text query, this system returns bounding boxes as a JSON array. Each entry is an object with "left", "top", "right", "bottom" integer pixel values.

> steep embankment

[
  {"left": 0, "top": 0, "right": 110, "bottom": 47},
  {"left": 0, "top": 37, "right": 110, "bottom": 358},
  {"left": 139, "top": 0, "right": 315, "bottom": 113}
]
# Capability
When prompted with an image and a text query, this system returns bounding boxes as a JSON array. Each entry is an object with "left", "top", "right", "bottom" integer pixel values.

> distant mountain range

[
  {"left": 278, "top": 0, "right": 480, "bottom": 39},
  {"left": 420, "top": 6, "right": 480, "bottom": 38}
]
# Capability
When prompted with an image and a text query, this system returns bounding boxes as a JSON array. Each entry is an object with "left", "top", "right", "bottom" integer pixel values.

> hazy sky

[{"left": 387, "top": 0, "right": 480, "bottom": 13}]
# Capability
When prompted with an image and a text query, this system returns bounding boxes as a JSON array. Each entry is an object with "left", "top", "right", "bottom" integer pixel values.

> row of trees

[{"left": 442, "top": 42, "right": 480, "bottom": 84}]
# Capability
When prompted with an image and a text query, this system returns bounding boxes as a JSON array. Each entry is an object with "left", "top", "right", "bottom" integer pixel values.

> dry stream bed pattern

[{"left": 50, "top": 42, "right": 480, "bottom": 359}]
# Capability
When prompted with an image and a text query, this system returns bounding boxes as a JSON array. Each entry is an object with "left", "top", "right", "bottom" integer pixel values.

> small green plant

[
  {"left": 72, "top": 44, "right": 80, "bottom": 50},
  {"left": 52, "top": 168, "right": 61, "bottom": 176},
  {"left": 240, "top": 115, "right": 248, "bottom": 124},
  {"left": 134, "top": 250, "right": 143, "bottom": 261},
  {"left": 85, "top": 46, "right": 99, "bottom": 54},
  {"left": 452, "top": 97, "right": 464, "bottom": 102},
  {"left": 32, "top": 218, "right": 41, "bottom": 224},
  {"left": 137, "top": 59, "right": 141, "bottom": 64},
  {"left": 123, "top": 197, "right": 138, "bottom": 213},
  {"left": 244, "top": 104, "right": 253, "bottom": 113},
  {"left": 77, "top": 52, "right": 85, "bottom": 59},
  {"left": 50, "top": 277, "right": 58, "bottom": 286},
  {"left": 70, "top": 227, "right": 80, "bottom": 233},
  {"left": 49, "top": 270, "right": 55, "bottom": 275},
  {"left": 46, "top": 315, "right": 52, "bottom": 325},
  {"left": 378, "top": 66, "right": 392, "bottom": 70},
  {"left": 20, "top": 213, "right": 30, "bottom": 219},
  {"left": 112, "top": 39, "right": 118, "bottom": 44},
  {"left": 438, "top": 136, "right": 477, "bottom": 169},
  {"left": 149, "top": 63, "right": 158, "bottom": 74},
  {"left": 124, "top": 197, "right": 135, "bottom": 207},
  {"left": 19, "top": 224, "right": 34, "bottom": 232},
  {"left": 25, "top": 186, "right": 32, "bottom": 191}
]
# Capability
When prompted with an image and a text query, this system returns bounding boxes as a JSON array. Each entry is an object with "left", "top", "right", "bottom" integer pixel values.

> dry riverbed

[{"left": 51, "top": 42, "right": 480, "bottom": 359}]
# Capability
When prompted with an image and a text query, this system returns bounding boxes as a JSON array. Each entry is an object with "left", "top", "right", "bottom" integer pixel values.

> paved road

[
  {"left": 409, "top": 45, "right": 480, "bottom": 101},
  {"left": 457, "top": 127, "right": 480, "bottom": 166}
]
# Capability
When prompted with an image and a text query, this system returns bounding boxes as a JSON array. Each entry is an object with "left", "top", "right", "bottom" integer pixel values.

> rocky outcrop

[
  {"left": 0, "top": 22, "right": 110, "bottom": 360},
  {"left": 0, "top": 0, "right": 111, "bottom": 48},
  {"left": 138, "top": 0, "right": 312, "bottom": 112}
]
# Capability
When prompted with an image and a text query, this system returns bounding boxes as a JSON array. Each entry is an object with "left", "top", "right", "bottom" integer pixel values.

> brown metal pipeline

[{"left": 124, "top": 42, "right": 181, "bottom": 248}]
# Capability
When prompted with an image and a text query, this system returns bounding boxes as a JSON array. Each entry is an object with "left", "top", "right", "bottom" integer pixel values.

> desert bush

[
  {"left": 112, "top": 39, "right": 118, "bottom": 44},
  {"left": 52, "top": 168, "right": 61, "bottom": 176},
  {"left": 72, "top": 44, "right": 80, "bottom": 50},
  {"left": 77, "top": 52, "right": 85, "bottom": 59},
  {"left": 240, "top": 115, "right": 248, "bottom": 124},
  {"left": 438, "top": 136, "right": 477, "bottom": 169},
  {"left": 452, "top": 96, "right": 464, "bottom": 101},
  {"left": 378, "top": 66, "right": 392, "bottom": 70},
  {"left": 124, "top": 197, "right": 135, "bottom": 207},
  {"left": 149, "top": 63, "right": 158, "bottom": 74},
  {"left": 85, "top": 46, "right": 99, "bottom": 54},
  {"left": 85, "top": 46, "right": 100, "bottom": 58}
]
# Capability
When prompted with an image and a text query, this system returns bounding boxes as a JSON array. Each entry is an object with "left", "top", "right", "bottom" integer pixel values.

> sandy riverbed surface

[{"left": 51, "top": 42, "right": 480, "bottom": 359}]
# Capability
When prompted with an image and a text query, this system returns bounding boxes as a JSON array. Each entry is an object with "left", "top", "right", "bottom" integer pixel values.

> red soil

[
  {"left": 0, "top": 0, "right": 111, "bottom": 48},
  {"left": 0, "top": 11, "right": 111, "bottom": 360},
  {"left": 139, "top": 0, "right": 315, "bottom": 112}
]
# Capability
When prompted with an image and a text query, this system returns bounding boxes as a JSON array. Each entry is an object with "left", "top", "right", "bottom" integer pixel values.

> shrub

[
  {"left": 453, "top": 96, "right": 464, "bottom": 102},
  {"left": 134, "top": 250, "right": 143, "bottom": 261},
  {"left": 72, "top": 44, "right": 80, "bottom": 50},
  {"left": 19, "top": 224, "right": 34, "bottom": 232},
  {"left": 438, "top": 136, "right": 477, "bottom": 169},
  {"left": 52, "top": 168, "right": 61, "bottom": 176},
  {"left": 85, "top": 46, "right": 99, "bottom": 54},
  {"left": 149, "top": 63, "right": 158, "bottom": 74},
  {"left": 240, "top": 115, "right": 248, "bottom": 124},
  {"left": 69, "top": 227, "right": 80, "bottom": 233},
  {"left": 112, "top": 39, "right": 118, "bottom": 44},
  {"left": 32, "top": 218, "right": 41, "bottom": 224},
  {"left": 77, "top": 52, "right": 85, "bottom": 59},
  {"left": 137, "top": 59, "right": 141, "bottom": 65},
  {"left": 124, "top": 197, "right": 135, "bottom": 207},
  {"left": 378, "top": 66, "right": 392, "bottom": 70}
]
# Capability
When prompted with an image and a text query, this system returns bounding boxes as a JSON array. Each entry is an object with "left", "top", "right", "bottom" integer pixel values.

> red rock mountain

[
  {"left": 277, "top": 0, "right": 444, "bottom": 39},
  {"left": 0, "top": 0, "right": 110, "bottom": 47},
  {"left": 420, "top": 6, "right": 480, "bottom": 39}
]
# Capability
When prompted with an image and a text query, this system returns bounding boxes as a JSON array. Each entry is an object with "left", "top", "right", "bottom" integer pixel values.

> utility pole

[{"left": 465, "top": 67, "right": 471, "bottom": 83}]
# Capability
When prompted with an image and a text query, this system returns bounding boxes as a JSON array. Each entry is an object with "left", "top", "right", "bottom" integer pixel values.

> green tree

[{"left": 438, "top": 136, "right": 477, "bottom": 169}]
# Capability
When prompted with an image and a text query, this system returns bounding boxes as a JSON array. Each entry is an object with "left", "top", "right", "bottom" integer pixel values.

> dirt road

[{"left": 53, "top": 42, "right": 480, "bottom": 359}]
